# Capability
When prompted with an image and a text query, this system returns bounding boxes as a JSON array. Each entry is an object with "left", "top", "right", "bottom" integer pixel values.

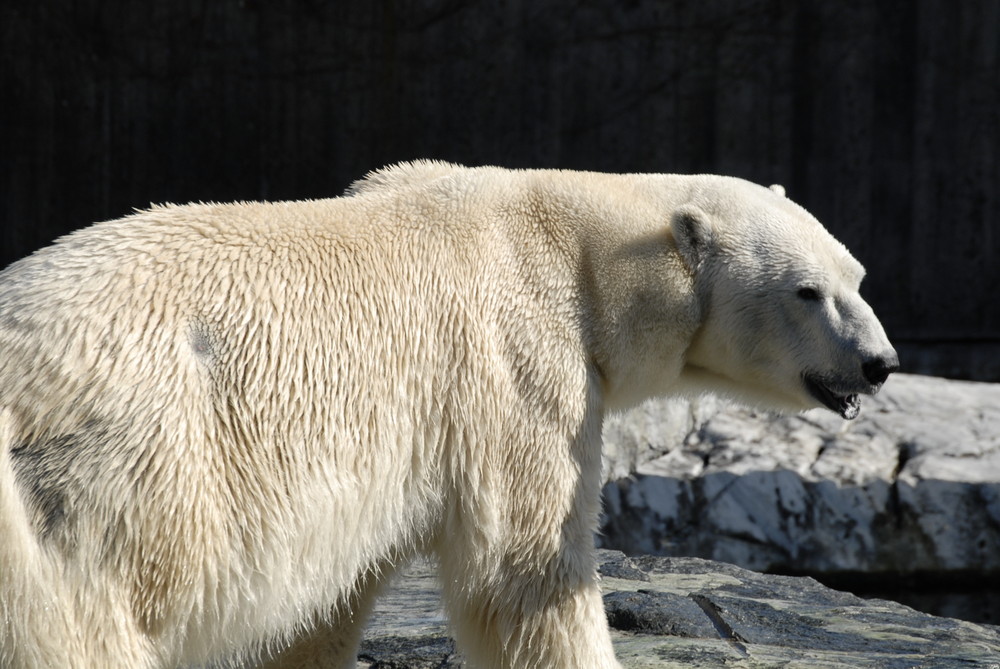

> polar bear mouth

[{"left": 804, "top": 374, "right": 861, "bottom": 420}]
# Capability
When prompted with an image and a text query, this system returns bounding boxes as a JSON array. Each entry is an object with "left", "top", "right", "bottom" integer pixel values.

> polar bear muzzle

[{"left": 804, "top": 350, "right": 899, "bottom": 420}]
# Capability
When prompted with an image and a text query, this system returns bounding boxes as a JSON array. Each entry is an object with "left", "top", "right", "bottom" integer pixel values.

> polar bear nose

[{"left": 862, "top": 353, "right": 900, "bottom": 386}]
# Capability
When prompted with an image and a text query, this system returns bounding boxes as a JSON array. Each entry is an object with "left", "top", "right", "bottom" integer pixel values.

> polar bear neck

[{"left": 538, "top": 172, "right": 704, "bottom": 413}]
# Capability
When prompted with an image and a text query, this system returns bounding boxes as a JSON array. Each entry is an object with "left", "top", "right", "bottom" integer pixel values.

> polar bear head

[{"left": 676, "top": 178, "right": 898, "bottom": 419}]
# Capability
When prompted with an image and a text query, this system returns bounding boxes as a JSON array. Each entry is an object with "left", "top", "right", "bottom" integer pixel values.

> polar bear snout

[
  {"left": 801, "top": 348, "right": 897, "bottom": 419},
  {"left": 862, "top": 352, "right": 899, "bottom": 387}
]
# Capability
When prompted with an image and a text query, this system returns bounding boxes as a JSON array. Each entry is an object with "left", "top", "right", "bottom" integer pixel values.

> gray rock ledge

[
  {"left": 599, "top": 374, "right": 1000, "bottom": 576},
  {"left": 358, "top": 551, "right": 1000, "bottom": 668}
]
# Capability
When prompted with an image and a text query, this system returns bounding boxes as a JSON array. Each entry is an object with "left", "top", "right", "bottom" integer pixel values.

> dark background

[{"left": 2, "top": 0, "right": 997, "bottom": 379}]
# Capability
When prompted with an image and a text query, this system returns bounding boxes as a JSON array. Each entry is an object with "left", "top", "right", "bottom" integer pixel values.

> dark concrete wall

[{"left": 2, "top": 1, "right": 997, "bottom": 378}]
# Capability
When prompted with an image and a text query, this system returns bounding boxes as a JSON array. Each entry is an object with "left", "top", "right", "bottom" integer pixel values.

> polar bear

[{"left": 0, "top": 162, "right": 897, "bottom": 669}]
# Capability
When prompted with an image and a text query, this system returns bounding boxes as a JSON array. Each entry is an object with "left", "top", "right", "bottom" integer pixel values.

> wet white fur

[{"left": 0, "top": 162, "right": 892, "bottom": 668}]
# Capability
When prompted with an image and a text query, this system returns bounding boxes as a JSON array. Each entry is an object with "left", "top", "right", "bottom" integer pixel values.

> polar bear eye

[{"left": 797, "top": 287, "right": 822, "bottom": 301}]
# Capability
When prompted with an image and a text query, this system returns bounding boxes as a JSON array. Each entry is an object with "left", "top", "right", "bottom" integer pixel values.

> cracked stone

[
  {"left": 356, "top": 552, "right": 1000, "bottom": 668},
  {"left": 600, "top": 374, "right": 1000, "bottom": 575}
]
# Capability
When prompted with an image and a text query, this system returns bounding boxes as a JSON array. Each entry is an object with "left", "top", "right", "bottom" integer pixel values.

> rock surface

[
  {"left": 599, "top": 374, "right": 1000, "bottom": 576},
  {"left": 359, "top": 551, "right": 1000, "bottom": 668}
]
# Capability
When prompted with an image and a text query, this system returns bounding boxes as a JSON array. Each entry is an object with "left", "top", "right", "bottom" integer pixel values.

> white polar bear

[{"left": 0, "top": 162, "right": 897, "bottom": 669}]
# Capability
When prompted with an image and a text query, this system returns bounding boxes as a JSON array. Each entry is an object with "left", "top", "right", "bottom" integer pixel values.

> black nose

[{"left": 862, "top": 352, "right": 900, "bottom": 386}]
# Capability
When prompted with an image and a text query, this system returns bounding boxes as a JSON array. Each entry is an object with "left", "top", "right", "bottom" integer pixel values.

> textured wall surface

[{"left": 2, "top": 1, "right": 997, "bottom": 377}]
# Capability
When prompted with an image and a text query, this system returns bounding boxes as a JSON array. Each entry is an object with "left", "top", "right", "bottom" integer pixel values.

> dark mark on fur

[
  {"left": 12, "top": 435, "right": 74, "bottom": 544},
  {"left": 188, "top": 320, "right": 215, "bottom": 360},
  {"left": 10, "top": 420, "right": 110, "bottom": 550}
]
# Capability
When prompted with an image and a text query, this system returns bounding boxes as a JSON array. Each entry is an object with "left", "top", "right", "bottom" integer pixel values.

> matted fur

[{"left": 0, "top": 162, "right": 894, "bottom": 668}]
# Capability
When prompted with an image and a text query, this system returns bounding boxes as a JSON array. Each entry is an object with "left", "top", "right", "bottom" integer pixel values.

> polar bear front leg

[
  {"left": 256, "top": 621, "right": 355, "bottom": 669},
  {"left": 257, "top": 566, "right": 387, "bottom": 669},
  {"left": 437, "top": 535, "right": 620, "bottom": 669},
  {"left": 434, "top": 425, "right": 621, "bottom": 669}
]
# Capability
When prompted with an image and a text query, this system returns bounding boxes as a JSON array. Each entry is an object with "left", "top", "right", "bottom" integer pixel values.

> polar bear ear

[
  {"left": 671, "top": 205, "right": 714, "bottom": 272},
  {"left": 769, "top": 184, "right": 786, "bottom": 197}
]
